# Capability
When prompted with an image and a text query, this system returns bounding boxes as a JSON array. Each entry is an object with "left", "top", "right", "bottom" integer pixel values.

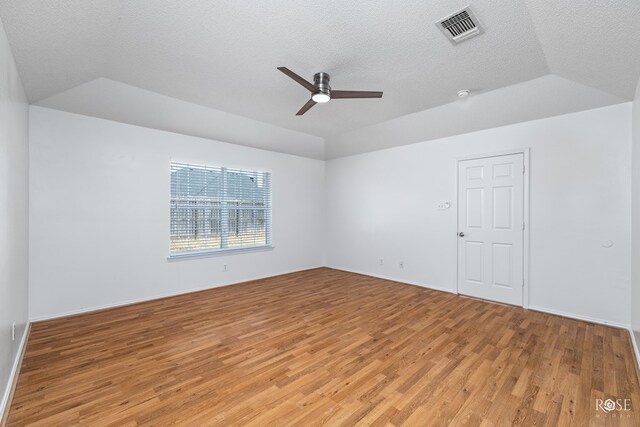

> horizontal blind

[{"left": 170, "top": 162, "right": 272, "bottom": 255}]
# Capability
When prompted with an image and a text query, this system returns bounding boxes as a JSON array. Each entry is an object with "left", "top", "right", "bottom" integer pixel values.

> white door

[{"left": 457, "top": 153, "right": 524, "bottom": 306}]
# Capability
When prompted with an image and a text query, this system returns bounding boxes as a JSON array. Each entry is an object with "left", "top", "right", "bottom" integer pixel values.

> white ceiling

[
  {"left": 36, "top": 78, "right": 326, "bottom": 159},
  {"left": 525, "top": 0, "right": 640, "bottom": 100},
  {"left": 325, "top": 74, "right": 627, "bottom": 158},
  {"left": 0, "top": 0, "right": 639, "bottom": 157}
]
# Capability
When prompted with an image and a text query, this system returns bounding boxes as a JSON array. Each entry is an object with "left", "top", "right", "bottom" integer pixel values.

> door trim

[{"left": 454, "top": 148, "right": 530, "bottom": 308}]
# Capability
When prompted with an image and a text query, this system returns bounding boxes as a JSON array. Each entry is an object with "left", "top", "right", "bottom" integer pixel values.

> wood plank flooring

[{"left": 7, "top": 268, "right": 640, "bottom": 426}]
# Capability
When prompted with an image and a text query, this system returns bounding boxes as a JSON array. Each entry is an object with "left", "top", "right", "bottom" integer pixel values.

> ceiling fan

[{"left": 277, "top": 67, "right": 383, "bottom": 116}]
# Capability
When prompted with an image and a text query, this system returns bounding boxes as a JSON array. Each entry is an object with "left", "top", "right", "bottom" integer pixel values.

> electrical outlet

[
  {"left": 379, "top": 258, "right": 384, "bottom": 266},
  {"left": 11, "top": 322, "right": 15, "bottom": 341},
  {"left": 399, "top": 261, "right": 404, "bottom": 269},
  {"left": 223, "top": 264, "right": 228, "bottom": 272}
]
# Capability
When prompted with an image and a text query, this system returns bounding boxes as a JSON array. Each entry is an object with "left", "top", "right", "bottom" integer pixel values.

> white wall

[
  {"left": 632, "top": 78, "right": 640, "bottom": 341},
  {"left": 0, "top": 17, "right": 29, "bottom": 416},
  {"left": 22, "top": 76, "right": 638, "bottom": 329},
  {"left": 326, "top": 103, "right": 632, "bottom": 326},
  {"left": 29, "top": 106, "right": 325, "bottom": 320}
]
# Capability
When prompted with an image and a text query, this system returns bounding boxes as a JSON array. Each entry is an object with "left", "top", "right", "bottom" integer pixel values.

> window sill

[{"left": 167, "top": 245, "right": 274, "bottom": 261}]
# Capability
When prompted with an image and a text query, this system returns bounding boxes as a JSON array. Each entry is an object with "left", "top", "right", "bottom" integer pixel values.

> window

[{"left": 170, "top": 161, "right": 272, "bottom": 256}]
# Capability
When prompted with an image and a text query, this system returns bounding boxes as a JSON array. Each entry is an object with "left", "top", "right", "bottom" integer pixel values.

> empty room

[{"left": 2, "top": 0, "right": 640, "bottom": 425}]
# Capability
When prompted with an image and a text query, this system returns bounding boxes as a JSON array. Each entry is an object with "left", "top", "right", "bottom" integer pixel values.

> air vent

[{"left": 436, "top": 7, "right": 482, "bottom": 44}]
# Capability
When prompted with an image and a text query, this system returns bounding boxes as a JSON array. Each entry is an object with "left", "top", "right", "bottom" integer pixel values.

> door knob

[{"left": 458, "top": 232, "right": 465, "bottom": 237}]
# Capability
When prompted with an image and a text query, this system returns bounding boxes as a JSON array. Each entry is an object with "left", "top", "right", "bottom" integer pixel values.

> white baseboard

[
  {"left": 1, "top": 322, "right": 30, "bottom": 424},
  {"left": 30, "top": 265, "right": 325, "bottom": 322},
  {"left": 629, "top": 328, "right": 640, "bottom": 376},
  {"left": 328, "top": 268, "right": 629, "bottom": 330},
  {"left": 527, "top": 305, "right": 629, "bottom": 329},
  {"left": 16, "top": 266, "right": 640, "bottom": 399},
  {"left": 330, "top": 268, "right": 640, "bottom": 376},
  {"left": 528, "top": 305, "right": 640, "bottom": 379},
  {"left": 325, "top": 266, "right": 457, "bottom": 295}
]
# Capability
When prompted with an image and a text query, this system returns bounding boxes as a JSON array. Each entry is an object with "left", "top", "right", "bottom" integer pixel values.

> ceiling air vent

[{"left": 437, "top": 7, "right": 482, "bottom": 44}]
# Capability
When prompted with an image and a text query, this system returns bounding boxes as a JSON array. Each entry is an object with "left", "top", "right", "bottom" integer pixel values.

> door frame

[{"left": 454, "top": 148, "right": 530, "bottom": 308}]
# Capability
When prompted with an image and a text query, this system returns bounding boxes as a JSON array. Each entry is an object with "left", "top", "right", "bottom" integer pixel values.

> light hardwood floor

[{"left": 7, "top": 268, "right": 640, "bottom": 426}]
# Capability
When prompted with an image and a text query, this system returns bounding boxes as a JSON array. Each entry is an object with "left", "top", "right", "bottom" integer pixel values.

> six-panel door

[{"left": 457, "top": 153, "right": 524, "bottom": 306}]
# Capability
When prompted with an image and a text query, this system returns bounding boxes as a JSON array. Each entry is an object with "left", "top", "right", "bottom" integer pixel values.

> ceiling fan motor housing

[
  {"left": 277, "top": 67, "right": 383, "bottom": 115},
  {"left": 314, "top": 72, "right": 331, "bottom": 96}
]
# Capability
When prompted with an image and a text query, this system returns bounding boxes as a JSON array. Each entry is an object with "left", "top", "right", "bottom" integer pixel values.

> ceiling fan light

[{"left": 312, "top": 92, "right": 330, "bottom": 103}]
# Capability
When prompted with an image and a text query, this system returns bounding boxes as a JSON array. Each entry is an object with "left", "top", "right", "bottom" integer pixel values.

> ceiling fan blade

[
  {"left": 277, "top": 67, "right": 316, "bottom": 92},
  {"left": 296, "top": 99, "right": 317, "bottom": 115},
  {"left": 331, "top": 90, "right": 383, "bottom": 99}
]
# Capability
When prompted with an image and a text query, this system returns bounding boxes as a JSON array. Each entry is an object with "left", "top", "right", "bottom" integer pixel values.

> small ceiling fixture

[
  {"left": 457, "top": 89, "right": 470, "bottom": 98},
  {"left": 277, "top": 67, "right": 383, "bottom": 115}
]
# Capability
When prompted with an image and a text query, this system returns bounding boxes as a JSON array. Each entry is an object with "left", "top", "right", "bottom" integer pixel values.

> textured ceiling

[
  {"left": 35, "top": 78, "right": 327, "bottom": 160},
  {"left": 325, "top": 75, "right": 627, "bottom": 158},
  {"left": 0, "top": 0, "right": 551, "bottom": 138},
  {"left": 524, "top": 0, "right": 640, "bottom": 100},
  {"left": 0, "top": 0, "right": 639, "bottom": 154}
]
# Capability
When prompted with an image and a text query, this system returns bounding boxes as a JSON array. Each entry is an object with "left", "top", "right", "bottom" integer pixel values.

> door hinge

[
  {"left": 523, "top": 165, "right": 525, "bottom": 174},
  {"left": 522, "top": 222, "right": 525, "bottom": 230}
]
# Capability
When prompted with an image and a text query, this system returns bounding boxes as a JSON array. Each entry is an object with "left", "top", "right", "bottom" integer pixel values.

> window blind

[{"left": 170, "top": 162, "right": 272, "bottom": 255}]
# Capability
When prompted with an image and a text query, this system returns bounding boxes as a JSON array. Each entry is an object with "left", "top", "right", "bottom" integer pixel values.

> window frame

[{"left": 168, "top": 161, "right": 273, "bottom": 260}]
